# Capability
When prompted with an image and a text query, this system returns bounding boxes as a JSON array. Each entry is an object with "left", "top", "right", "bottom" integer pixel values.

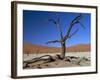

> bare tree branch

[
  {"left": 48, "top": 19, "right": 57, "bottom": 24},
  {"left": 24, "top": 55, "right": 55, "bottom": 67},
  {"left": 57, "top": 17, "right": 63, "bottom": 39},
  {"left": 71, "top": 14, "right": 82, "bottom": 25},
  {"left": 48, "top": 17, "right": 63, "bottom": 39},
  {"left": 68, "top": 14, "right": 82, "bottom": 35},
  {"left": 67, "top": 29, "right": 79, "bottom": 39},
  {"left": 63, "top": 29, "right": 79, "bottom": 41},
  {"left": 63, "top": 14, "right": 84, "bottom": 41},
  {"left": 79, "top": 21, "right": 85, "bottom": 29},
  {"left": 46, "top": 40, "right": 60, "bottom": 44}
]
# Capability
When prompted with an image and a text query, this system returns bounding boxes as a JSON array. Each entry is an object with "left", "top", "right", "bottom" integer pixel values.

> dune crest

[{"left": 23, "top": 43, "right": 90, "bottom": 54}]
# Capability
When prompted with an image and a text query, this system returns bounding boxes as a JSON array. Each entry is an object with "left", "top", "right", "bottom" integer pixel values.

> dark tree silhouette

[{"left": 46, "top": 14, "right": 85, "bottom": 59}]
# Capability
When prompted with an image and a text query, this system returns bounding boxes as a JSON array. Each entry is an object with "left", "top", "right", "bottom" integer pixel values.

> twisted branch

[
  {"left": 46, "top": 40, "right": 60, "bottom": 44},
  {"left": 48, "top": 17, "right": 63, "bottom": 39},
  {"left": 63, "top": 14, "right": 85, "bottom": 41}
]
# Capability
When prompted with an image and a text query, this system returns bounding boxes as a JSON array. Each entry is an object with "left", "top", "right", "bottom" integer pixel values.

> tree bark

[{"left": 61, "top": 42, "right": 66, "bottom": 59}]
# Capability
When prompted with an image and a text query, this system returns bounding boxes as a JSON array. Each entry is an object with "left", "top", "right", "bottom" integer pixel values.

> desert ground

[
  {"left": 23, "top": 43, "right": 91, "bottom": 69},
  {"left": 23, "top": 52, "right": 91, "bottom": 69}
]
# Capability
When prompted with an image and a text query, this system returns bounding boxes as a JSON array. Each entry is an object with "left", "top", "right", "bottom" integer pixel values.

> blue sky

[{"left": 23, "top": 10, "right": 91, "bottom": 47}]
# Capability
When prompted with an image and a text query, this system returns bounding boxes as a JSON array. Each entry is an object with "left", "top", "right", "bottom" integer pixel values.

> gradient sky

[{"left": 23, "top": 10, "right": 91, "bottom": 47}]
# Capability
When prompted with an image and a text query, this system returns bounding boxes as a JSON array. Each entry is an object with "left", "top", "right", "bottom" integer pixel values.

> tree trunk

[{"left": 61, "top": 42, "right": 66, "bottom": 59}]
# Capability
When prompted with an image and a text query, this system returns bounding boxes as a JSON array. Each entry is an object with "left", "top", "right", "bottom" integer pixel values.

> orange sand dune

[{"left": 23, "top": 43, "right": 90, "bottom": 54}]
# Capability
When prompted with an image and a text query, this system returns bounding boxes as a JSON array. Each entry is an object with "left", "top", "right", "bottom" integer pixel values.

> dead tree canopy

[{"left": 46, "top": 13, "right": 85, "bottom": 59}]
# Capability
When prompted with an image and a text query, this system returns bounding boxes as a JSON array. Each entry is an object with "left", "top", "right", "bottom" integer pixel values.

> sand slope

[{"left": 23, "top": 43, "right": 90, "bottom": 53}]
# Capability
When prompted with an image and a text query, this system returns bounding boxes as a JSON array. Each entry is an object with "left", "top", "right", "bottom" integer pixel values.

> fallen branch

[{"left": 24, "top": 55, "right": 55, "bottom": 68}]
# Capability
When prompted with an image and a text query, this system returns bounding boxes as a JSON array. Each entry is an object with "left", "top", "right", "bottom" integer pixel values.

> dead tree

[{"left": 46, "top": 14, "right": 85, "bottom": 60}]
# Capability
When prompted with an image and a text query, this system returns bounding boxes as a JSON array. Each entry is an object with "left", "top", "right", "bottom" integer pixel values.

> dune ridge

[{"left": 23, "top": 43, "right": 90, "bottom": 54}]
